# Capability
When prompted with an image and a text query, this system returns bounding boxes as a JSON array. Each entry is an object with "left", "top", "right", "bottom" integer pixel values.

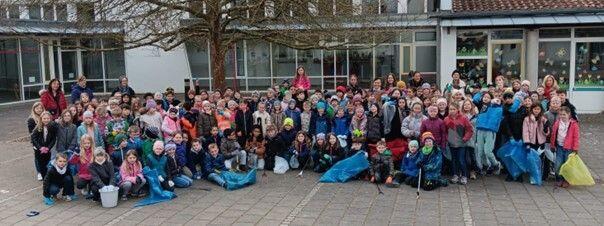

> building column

[
  {"left": 439, "top": 26, "right": 456, "bottom": 89},
  {"left": 526, "top": 29, "right": 539, "bottom": 88}
]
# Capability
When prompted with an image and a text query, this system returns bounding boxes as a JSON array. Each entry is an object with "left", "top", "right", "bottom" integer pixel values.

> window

[
  {"left": 407, "top": 0, "right": 425, "bottom": 14},
  {"left": 415, "top": 45, "right": 436, "bottom": 72},
  {"left": 538, "top": 42, "right": 570, "bottom": 89},
  {"left": 20, "top": 39, "right": 42, "bottom": 85},
  {"left": 42, "top": 5, "right": 54, "bottom": 20},
  {"left": 0, "top": 39, "right": 20, "bottom": 103},
  {"left": 349, "top": 48, "right": 373, "bottom": 87},
  {"left": 492, "top": 43, "right": 522, "bottom": 81},
  {"left": 28, "top": 5, "right": 41, "bottom": 19},
  {"left": 456, "top": 59, "right": 487, "bottom": 86},
  {"left": 272, "top": 44, "right": 296, "bottom": 77},
  {"left": 103, "top": 39, "right": 125, "bottom": 79},
  {"left": 55, "top": 4, "right": 67, "bottom": 21},
  {"left": 380, "top": 0, "right": 399, "bottom": 14},
  {"left": 362, "top": 0, "right": 379, "bottom": 14},
  {"left": 375, "top": 45, "right": 399, "bottom": 77},
  {"left": 8, "top": 5, "right": 19, "bottom": 19},
  {"left": 246, "top": 40, "right": 270, "bottom": 77},
  {"left": 415, "top": 31, "right": 436, "bottom": 42},
  {"left": 492, "top": 30, "right": 523, "bottom": 40},
  {"left": 224, "top": 41, "right": 244, "bottom": 78},
  {"left": 186, "top": 41, "right": 210, "bottom": 78},
  {"left": 0, "top": 8, "right": 6, "bottom": 19},
  {"left": 61, "top": 51, "right": 78, "bottom": 81},
  {"left": 77, "top": 3, "right": 95, "bottom": 22},
  {"left": 297, "top": 49, "right": 322, "bottom": 77},
  {"left": 82, "top": 51, "right": 103, "bottom": 79},
  {"left": 539, "top": 29, "right": 571, "bottom": 39},
  {"left": 575, "top": 28, "right": 604, "bottom": 38},
  {"left": 457, "top": 31, "right": 487, "bottom": 57},
  {"left": 575, "top": 42, "right": 604, "bottom": 88}
]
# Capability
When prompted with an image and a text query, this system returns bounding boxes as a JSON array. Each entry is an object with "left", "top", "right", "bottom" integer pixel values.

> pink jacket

[
  {"left": 293, "top": 75, "right": 310, "bottom": 91},
  {"left": 162, "top": 116, "right": 181, "bottom": 140},
  {"left": 522, "top": 115, "right": 548, "bottom": 145},
  {"left": 119, "top": 161, "right": 143, "bottom": 185}
]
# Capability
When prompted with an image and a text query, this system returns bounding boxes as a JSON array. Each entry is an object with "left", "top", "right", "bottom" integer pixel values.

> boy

[
  {"left": 186, "top": 138, "right": 205, "bottom": 179},
  {"left": 126, "top": 126, "right": 144, "bottom": 159},
  {"left": 348, "top": 134, "right": 365, "bottom": 158},
  {"left": 550, "top": 106, "right": 580, "bottom": 188},
  {"left": 284, "top": 99, "right": 301, "bottom": 132},
  {"left": 416, "top": 132, "right": 448, "bottom": 191},
  {"left": 43, "top": 153, "right": 76, "bottom": 205},
  {"left": 309, "top": 102, "right": 332, "bottom": 135},
  {"left": 110, "top": 134, "right": 129, "bottom": 172},
  {"left": 197, "top": 101, "right": 218, "bottom": 138},
  {"left": 203, "top": 126, "right": 222, "bottom": 151},
  {"left": 556, "top": 90, "right": 578, "bottom": 121},
  {"left": 106, "top": 108, "right": 129, "bottom": 152},
  {"left": 398, "top": 140, "right": 420, "bottom": 187},
  {"left": 279, "top": 118, "right": 297, "bottom": 145},
  {"left": 264, "top": 125, "right": 286, "bottom": 170},
  {"left": 220, "top": 128, "right": 247, "bottom": 171},
  {"left": 204, "top": 143, "right": 228, "bottom": 188},
  {"left": 370, "top": 141, "right": 395, "bottom": 187},
  {"left": 235, "top": 100, "right": 254, "bottom": 146}
]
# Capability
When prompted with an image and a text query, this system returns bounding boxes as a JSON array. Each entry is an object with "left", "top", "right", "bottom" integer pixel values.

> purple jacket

[{"left": 419, "top": 117, "right": 447, "bottom": 149}]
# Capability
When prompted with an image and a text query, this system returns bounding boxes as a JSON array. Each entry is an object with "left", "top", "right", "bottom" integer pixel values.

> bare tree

[{"left": 0, "top": 0, "right": 418, "bottom": 89}]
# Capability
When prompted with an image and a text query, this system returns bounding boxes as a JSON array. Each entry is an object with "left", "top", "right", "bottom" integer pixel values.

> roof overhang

[
  {"left": 0, "top": 20, "right": 123, "bottom": 35},
  {"left": 440, "top": 13, "right": 604, "bottom": 27}
]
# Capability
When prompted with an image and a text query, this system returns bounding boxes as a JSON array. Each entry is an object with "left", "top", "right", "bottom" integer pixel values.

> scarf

[
  {"left": 95, "top": 158, "right": 106, "bottom": 165},
  {"left": 421, "top": 146, "right": 433, "bottom": 155},
  {"left": 54, "top": 162, "right": 67, "bottom": 175}
]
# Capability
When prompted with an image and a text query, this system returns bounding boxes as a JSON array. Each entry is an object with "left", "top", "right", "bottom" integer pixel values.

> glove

[
  {"left": 386, "top": 176, "right": 393, "bottom": 184},
  {"left": 370, "top": 176, "right": 375, "bottom": 183},
  {"left": 158, "top": 175, "right": 164, "bottom": 182},
  {"left": 40, "top": 147, "right": 49, "bottom": 154},
  {"left": 43, "top": 197, "right": 55, "bottom": 206},
  {"left": 168, "top": 180, "right": 175, "bottom": 187}
]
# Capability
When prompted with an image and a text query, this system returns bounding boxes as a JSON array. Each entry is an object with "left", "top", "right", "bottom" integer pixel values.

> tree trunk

[{"left": 210, "top": 34, "right": 226, "bottom": 90}]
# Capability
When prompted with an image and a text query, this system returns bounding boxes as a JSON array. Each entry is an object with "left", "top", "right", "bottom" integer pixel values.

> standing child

[
  {"left": 43, "top": 153, "right": 76, "bottom": 205},
  {"left": 31, "top": 111, "right": 58, "bottom": 178},
  {"left": 370, "top": 141, "right": 395, "bottom": 187},
  {"left": 264, "top": 125, "right": 286, "bottom": 170},
  {"left": 162, "top": 107, "right": 181, "bottom": 141},
  {"left": 444, "top": 103, "right": 474, "bottom": 185},
  {"left": 204, "top": 143, "right": 228, "bottom": 188},
  {"left": 402, "top": 103, "right": 427, "bottom": 141},
  {"left": 76, "top": 135, "right": 94, "bottom": 198},
  {"left": 165, "top": 142, "right": 193, "bottom": 188},
  {"left": 473, "top": 92, "right": 503, "bottom": 175},
  {"left": 197, "top": 101, "right": 218, "bottom": 138},
  {"left": 420, "top": 105, "right": 447, "bottom": 151},
  {"left": 349, "top": 106, "right": 367, "bottom": 137},
  {"left": 550, "top": 106, "right": 580, "bottom": 188},
  {"left": 253, "top": 102, "right": 272, "bottom": 135},
  {"left": 270, "top": 101, "right": 286, "bottom": 132},
  {"left": 523, "top": 104, "right": 550, "bottom": 180},
  {"left": 235, "top": 101, "right": 254, "bottom": 146},
  {"left": 300, "top": 101, "right": 312, "bottom": 133},
  {"left": 365, "top": 103, "right": 384, "bottom": 146},
  {"left": 119, "top": 150, "right": 146, "bottom": 200},
  {"left": 88, "top": 148, "right": 115, "bottom": 202},
  {"left": 284, "top": 100, "right": 302, "bottom": 132},
  {"left": 309, "top": 102, "right": 331, "bottom": 135}
]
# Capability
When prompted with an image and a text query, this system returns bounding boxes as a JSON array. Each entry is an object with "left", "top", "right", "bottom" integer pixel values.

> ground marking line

[
  {"left": 0, "top": 186, "right": 41, "bottom": 205},
  {"left": 281, "top": 182, "right": 323, "bottom": 226},
  {"left": 460, "top": 185, "right": 474, "bottom": 226}
]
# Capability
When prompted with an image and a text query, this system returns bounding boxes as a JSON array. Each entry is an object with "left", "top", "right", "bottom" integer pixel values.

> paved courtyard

[{"left": 0, "top": 103, "right": 602, "bottom": 226}]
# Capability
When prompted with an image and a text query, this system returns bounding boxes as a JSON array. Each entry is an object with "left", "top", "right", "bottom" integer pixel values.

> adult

[
  {"left": 542, "top": 74, "right": 559, "bottom": 100},
  {"left": 348, "top": 74, "right": 364, "bottom": 96},
  {"left": 111, "top": 76, "right": 136, "bottom": 97},
  {"left": 70, "top": 75, "right": 94, "bottom": 103},
  {"left": 40, "top": 79, "right": 67, "bottom": 120},
  {"left": 408, "top": 71, "right": 424, "bottom": 89},
  {"left": 443, "top": 70, "right": 467, "bottom": 97},
  {"left": 292, "top": 66, "right": 311, "bottom": 92}
]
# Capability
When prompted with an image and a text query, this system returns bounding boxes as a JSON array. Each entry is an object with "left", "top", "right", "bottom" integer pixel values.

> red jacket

[
  {"left": 550, "top": 119, "right": 579, "bottom": 152},
  {"left": 40, "top": 90, "right": 67, "bottom": 119},
  {"left": 443, "top": 114, "right": 473, "bottom": 148}
]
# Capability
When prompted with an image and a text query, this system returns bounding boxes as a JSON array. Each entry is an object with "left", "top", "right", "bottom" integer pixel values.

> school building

[{"left": 1, "top": 0, "right": 603, "bottom": 113}]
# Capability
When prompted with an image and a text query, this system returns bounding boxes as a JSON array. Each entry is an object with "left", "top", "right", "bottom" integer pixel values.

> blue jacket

[
  {"left": 309, "top": 111, "right": 331, "bottom": 135},
  {"left": 203, "top": 152, "right": 227, "bottom": 175},
  {"left": 111, "top": 147, "right": 128, "bottom": 171},
  {"left": 70, "top": 84, "right": 94, "bottom": 103},
  {"left": 284, "top": 108, "right": 302, "bottom": 131},
  {"left": 127, "top": 137, "right": 143, "bottom": 157},
  {"left": 146, "top": 153, "right": 168, "bottom": 178},
  {"left": 279, "top": 128, "right": 297, "bottom": 145},
  {"left": 401, "top": 151, "right": 420, "bottom": 177},
  {"left": 473, "top": 92, "right": 521, "bottom": 132},
  {"left": 416, "top": 147, "right": 443, "bottom": 181},
  {"left": 332, "top": 116, "right": 350, "bottom": 137},
  {"left": 76, "top": 124, "right": 104, "bottom": 148},
  {"left": 175, "top": 142, "right": 187, "bottom": 168}
]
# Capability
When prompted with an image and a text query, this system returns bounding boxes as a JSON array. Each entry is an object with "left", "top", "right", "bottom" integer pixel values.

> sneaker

[
  {"left": 470, "top": 171, "right": 477, "bottom": 180},
  {"left": 493, "top": 163, "right": 502, "bottom": 175},
  {"left": 81, "top": 189, "right": 88, "bottom": 196},
  {"left": 460, "top": 176, "right": 468, "bottom": 185},
  {"left": 121, "top": 195, "right": 128, "bottom": 201},
  {"left": 37, "top": 173, "right": 43, "bottom": 181},
  {"left": 195, "top": 175, "right": 202, "bottom": 180},
  {"left": 64, "top": 195, "right": 72, "bottom": 201},
  {"left": 451, "top": 175, "right": 459, "bottom": 184},
  {"left": 68, "top": 195, "right": 78, "bottom": 201}
]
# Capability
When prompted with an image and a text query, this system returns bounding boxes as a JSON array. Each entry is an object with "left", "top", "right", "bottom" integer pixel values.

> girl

[
  {"left": 55, "top": 110, "right": 78, "bottom": 154},
  {"left": 77, "top": 111, "right": 104, "bottom": 148},
  {"left": 300, "top": 101, "right": 312, "bottom": 133},
  {"left": 253, "top": 102, "right": 272, "bottom": 135},
  {"left": 27, "top": 102, "right": 45, "bottom": 134},
  {"left": 198, "top": 101, "right": 218, "bottom": 137},
  {"left": 68, "top": 104, "right": 81, "bottom": 127},
  {"left": 365, "top": 103, "right": 384, "bottom": 145},
  {"left": 550, "top": 107, "right": 580, "bottom": 188},
  {"left": 311, "top": 133, "right": 327, "bottom": 172},
  {"left": 461, "top": 99, "right": 479, "bottom": 179},
  {"left": 420, "top": 106, "right": 447, "bottom": 151},
  {"left": 384, "top": 73, "right": 397, "bottom": 94},
  {"left": 131, "top": 97, "right": 142, "bottom": 117},
  {"left": 349, "top": 106, "right": 367, "bottom": 136},
  {"left": 31, "top": 111, "right": 57, "bottom": 179},
  {"left": 270, "top": 101, "right": 286, "bottom": 132},
  {"left": 147, "top": 141, "right": 173, "bottom": 191},
  {"left": 76, "top": 135, "right": 95, "bottom": 198},
  {"left": 473, "top": 92, "right": 503, "bottom": 175},
  {"left": 40, "top": 79, "right": 67, "bottom": 120},
  {"left": 139, "top": 99, "right": 163, "bottom": 139},
  {"left": 119, "top": 150, "right": 146, "bottom": 200},
  {"left": 402, "top": 103, "right": 427, "bottom": 141},
  {"left": 245, "top": 125, "right": 266, "bottom": 169},
  {"left": 215, "top": 99, "right": 232, "bottom": 132},
  {"left": 288, "top": 131, "right": 311, "bottom": 170},
  {"left": 522, "top": 104, "right": 550, "bottom": 180},
  {"left": 292, "top": 66, "right": 311, "bottom": 91},
  {"left": 495, "top": 75, "right": 507, "bottom": 92},
  {"left": 89, "top": 148, "right": 115, "bottom": 202},
  {"left": 324, "top": 133, "right": 345, "bottom": 165},
  {"left": 436, "top": 98, "right": 449, "bottom": 120},
  {"left": 161, "top": 107, "right": 181, "bottom": 141},
  {"left": 444, "top": 70, "right": 466, "bottom": 97},
  {"left": 43, "top": 153, "right": 75, "bottom": 205},
  {"left": 444, "top": 103, "right": 474, "bottom": 185},
  {"left": 165, "top": 142, "right": 193, "bottom": 188}
]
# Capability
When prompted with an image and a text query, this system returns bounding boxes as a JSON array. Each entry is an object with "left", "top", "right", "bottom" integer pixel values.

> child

[
  {"left": 332, "top": 107, "right": 350, "bottom": 147},
  {"left": 556, "top": 90, "right": 578, "bottom": 121},
  {"left": 370, "top": 141, "right": 395, "bottom": 187},
  {"left": 106, "top": 108, "right": 129, "bottom": 149},
  {"left": 551, "top": 106, "right": 580, "bottom": 188},
  {"left": 284, "top": 99, "right": 302, "bottom": 132},
  {"left": 309, "top": 102, "right": 331, "bottom": 135},
  {"left": 43, "top": 153, "right": 76, "bottom": 205},
  {"left": 264, "top": 125, "right": 286, "bottom": 170},
  {"left": 165, "top": 142, "right": 193, "bottom": 188},
  {"left": 402, "top": 103, "right": 427, "bottom": 141},
  {"left": 348, "top": 133, "right": 366, "bottom": 157},
  {"left": 399, "top": 140, "right": 420, "bottom": 187},
  {"left": 416, "top": 132, "right": 448, "bottom": 191},
  {"left": 270, "top": 101, "right": 286, "bottom": 132},
  {"left": 147, "top": 141, "right": 173, "bottom": 191},
  {"left": 220, "top": 128, "right": 247, "bottom": 171},
  {"left": 126, "top": 126, "right": 144, "bottom": 158},
  {"left": 300, "top": 101, "right": 312, "bottom": 133},
  {"left": 186, "top": 139, "right": 205, "bottom": 180},
  {"left": 235, "top": 100, "right": 253, "bottom": 146},
  {"left": 75, "top": 135, "right": 94, "bottom": 198},
  {"left": 279, "top": 118, "right": 297, "bottom": 145},
  {"left": 119, "top": 150, "right": 146, "bottom": 200},
  {"left": 204, "top": 143, "right": 228, "bottom": 188},
  {"left": 140, "top": 100, "right": 163, "bottom": 139},
  {"left": 311, "top": 133, "right": 327, "bottom": 172},
  {"left": 88, "top": 148, "right": 115, "bottom": 202},
  {"left": 349, "top": 106, "right": 367, "bottom": 136},
  {"left": 365, "top": 103, "right": 384, "bottom": 146},
  {"left": 473, "top": 92, "right": 503, "bottom": 175},
  {"left": 162, "top": 107, "right": 181, "bottom": 141},
  {"left": 181, "top": 103, "right": 198, "bottom": 139},
  {"left": 523, "top": 103, "right": 550, "bottom": 180},
  {"left": 444, "top": 103, "right": 473, "bottom": 185},
  {"left": 420, "top": 106, "right": 447, "bottom": 151},
  {"left": 110, "top": 134, "right": 129, "bottom": 171},
  {"left": 215, "top": 100, "right": 232, "bottom": 132},
  {"left": 197, "top": 101, "right": 218, "bottom": 137},
  {"left": 253, "top": 102, "right": 272, "bottom": 135},
  {"left": 288, "top": 131, "right": 311, "bottom": 169},
  {"left": 31, "top": 111, "right": 58, "bottom": 178},
  {"left": 436, "top": 98, "right": 448, "bottom": 120},
  {"left": 55, "top": 110, "right": 78, "bottom": 154},
  {"left": 321, "top": 133, "right": 346, "bottom": 171},
  {"left": 203, "top": 126, "right": 223, "bottom": 151},
  {"left": 77, "top": 111, "right": 104, "bottom": 147},
  {"left": 94, "top": 105, "right": 112, "bottom": 138},
  {"left": 245, "top": 125, "right": 266, "bottom": 169},
  {"left": 172, "top": 132, "right": 189, "bottom": 177}
]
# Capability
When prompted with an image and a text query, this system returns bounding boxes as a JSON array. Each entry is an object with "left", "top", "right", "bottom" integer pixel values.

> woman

[
  {"left": 40, "top": 79, "right": 67, "bottom": 120},
  {"left": 408, "top": 71, "right": 424, "bottom": 89},
  {"left": 111, "top": 76, "right": 136, "bottom": 97},
  {"left": 292, "top": 66, "right": 311, "bottom": 92},
  {"left": 542, "top": 74, "right": 559, "bottom": 100},
  {"left": 70, "top": 75, "right": 94, "bottom": 104}
]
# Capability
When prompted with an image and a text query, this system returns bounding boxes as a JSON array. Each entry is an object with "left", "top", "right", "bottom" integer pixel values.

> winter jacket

[
  {"left": 246, "top": 139, "right": 266, "bottom": 157},
  {"left": 197, "top": 112, "right": 217, "bottom": 138},
  {"left": 161, "top": 116, "right": 181, "bottom": 141},
  {"left": 43, "top": 163, "right": 73, "bottom": 197},
  {"left": 420, "top": 117, "right": 447, "bottom": 150},
  {"left": 401, "top": 151, "right": 420, "bottom": 177},
  {"left": 253, "top": 111, "right": 272, "bottom": 134},
  {"left": 55, "top": 122, "right": 77, "bottom": 153},
  {"left": 126, "top": 137, "right": 143, "bottom": 157},
  {"left": 444, "top": 114, "right": 474, "bottom": 148},
  {"left": 550, "top": 119, "right": 580, "bottom": 151},
  {"left": 416, "top": 147, "right": 443, "bottom": 181},
  {"left": 146, "top": 153, "right": 168, "bottom": 178},
  {"left": 119, "top": 161, "right": 143, "bottom": 186},
  {"left": 382, "top": 101, "right": 399, "bottom": 135},
  {"left": 284, "top": 108, "right": 302, "bottom": 131},
  {"left": 181, "top": 111, "right": 199, "bottom": 139},
  {"left": 265, "top": 136, "right": 286, "bottom": 170},
  {"left": 166, "top": 156, "right": 182, "bottom": 180},
  {"left": 401, "top": 113, "right": 427, "bottom": 139},
  {"left": 202, "top": 134, "right": 222, "bottom": 151},
  {"left": 215, "top": 110, "right": 232, "bottom": 132},
  {"left": 203, "top": 152, "right": 228, "bottom": 174},
  {"left": 77, "top": 148, "right": 94, "bottom": 181},
  {"left": 220, "top": 138, "right": 241, "bottom": 159},
  {"left": 522, "top": 115, "right": 549, "bottom": 146},
  {"left": 271, "top": 111, "right": 286, "bottom": 132},
  {"left": 235, "top": 109, "right": 253, "bottom": 137},
  {"left": 27, "top": 117, "right": 37, "bottom": 134},
  {"left": 175, "top": 142, "right": 187, "bottom": 167},
  {"left": 370, "top": 150, "right": 394, "bottom": 177},
  {"left": 289, "top": 143, "right": 311, "bottom": 158},
  {"left": 76, "top": 124, "right": 104, "bottom": 148},
  {"left": 365, "top": 114, "right": 384, "bottom": 142},
  {"left": 293, "top": 75, "right": 311, "bottom": 90},
  {"left": 300, "top": 112, "right": 311, "bottom": 133},
  {"left": 508, "top": 106, "right": 528, "bottom": 141},
  {"left": 111, "top": 85, "right": 135, "bottom": 97},
  {"left": 89, "top": 159, "right": 116, "bottom": 189},
  {"left": 309, "top": 112, "right": 332, "bottom": 135},
  {"left": 111, "top": 148, "right": 128, "bottom": 171},
  {"left": 40, "top": 90, "right": 67, "bottom": 119},
  {"left": 70, "top": 84, "right": 93, "bottom": 104},
  {"left": 349, "top": 113, "right": 367, "bottom": 135},
  {"left": 332, "top": 116, "right": 350, "bottom": 137},
  {"left": 31, "top": 122, "right": 58, "bottom": 152}
]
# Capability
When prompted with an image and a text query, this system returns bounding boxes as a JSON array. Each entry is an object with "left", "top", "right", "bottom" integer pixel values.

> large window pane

[
  {"left": 82, "top": 51, "right": 103, "bottom": 79},
  {"left": 402, "top": 46, "right": 411, "bottom": 74},
  {"left": 457, "top": 31, "right": 487, "bottom": 57},
  {"left": 77, "top": 3, "right": 94, "bottom": 22},
  {"left": 375, "top": 45, "right": 399, "bottom": 78},
  {"left": 335, "top": 50, "right": 347, "bottom": 76},
  {"left": 8, "top": 6, "right": 19, "bottom": 19},
  {"left": 538, "top": 42, "right": 570, "bottom": 90},
  {"left": 492, "top": 30, "right": 523, "bottom": 40},
  {"left": 28, "top": 5, "right": 41, "bottom": 19},
  {"left": 407, "top": 0, "right": 424, "bottom": 14},
  {"left": 103, "top": 40, "right": 125, "bottom": 79},
  {"left": 225, "top": 78, "right": 245, "bottom": 91},
  {"left": 61, "top": 51, "right": 78, "bottom": 81},
  {"left": 0, "top": 39, "right": 21, "bottom": 103},
  {"left": 323, "top": 50, "right": 334, "bottom": 76},
  {"left": 415, "top": 45, "right": 436, "bottom": 72},
  {"left": 456, "top": 59, "right": 487, "bottom": 87},
  {"left": 380, "top": 0, "right": 398, "bottom": 14},
  {"left": 24, "top": 86, "right": 43, "bottom": 100},
  {"left": 56, "top": 4, "right": 67, "bottom": 21},
  {"left": 349, "top": 48, "right": 373, "bottom": 88},
  {"left": 20, "top": 39, "right": 42, "bottom": 85},
  {"left": 297, "top": 49, "right": 321, "bottom": 77},
  {"left": 186, "top": 41, "right": 209, "bottom": 78},
  {"left": 415, "top": 31, "right": 436, "bottom": 42},
  {"left": 224, "top": 41, "right": 244, "bottom": 78},
  {"left": 539, "top": 29, "right": 571, "bottom": 38},
  {"left": 43, "top": 4, "right": 54, "bottom": 20},
  {"left": 246, "top": 40, "right": 270, "bottom": 77},
  {"left": 575, "top": 28, "right": 604, "bottom": 38},
  {"left": 492, "top": 43, "right": 522, "bottom": 81},
  {"left": 575, "top": 42, "right": 604, "bottom": 88},
  {"left": 272, "top": 44, "right": 296, "bottom": 77},
  {"left": 86, "top": 81, "right": 105, "bottom": 93}
]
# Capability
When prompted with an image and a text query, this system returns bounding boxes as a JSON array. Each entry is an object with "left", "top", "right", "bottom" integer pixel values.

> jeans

[
  {"left": 475, "top": 130, "right": 499, "bottom": 170},
  {"left": 173, "top": 175, "right": 193, "bottom": 188},
  {"left": 554, "top": 145, "right": 572, "bottom": 181},
  {"left": 207, "top": 172, "right": 225, "bottom": 187},
  {"left": 451, "top": 147, "right": 468, "bottom": 177},
  {"left": 120, "top": 178, "right": 147, "bottom": 196},
  {"left": 224, "top": 150, "right": 247, "bottom": 170},
  {"left": 34, "top": 149, "right": 51, "bottom": 178},
  {"left": 47, "top": 175, "right": 75, "bottom": 197}
]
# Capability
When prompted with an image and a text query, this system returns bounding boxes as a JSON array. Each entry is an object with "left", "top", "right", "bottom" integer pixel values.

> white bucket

[{"left": 99, "top": 186, "right": 119, "bottom": 208}]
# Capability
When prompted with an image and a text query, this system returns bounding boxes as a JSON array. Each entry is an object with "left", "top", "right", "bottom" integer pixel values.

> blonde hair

[
  {"left": 34, "top": 111, "right": 53, "bottom": 132},
  {"left": 30, "top": 102, "right": 45, "bottom": 127},
  {"left": 542, "top": 74, "right": 559, "bottom": 90}
]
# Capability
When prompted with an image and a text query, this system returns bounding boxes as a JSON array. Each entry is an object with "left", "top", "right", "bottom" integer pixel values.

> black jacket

[
  {"left": 30, "top": 122, "right": 58, "bottom": 151},
  {"left": 43, "top": 165, "right": 73, "bottom": 197},
  {"left": 89, "top": 159, "right": 115, "bottom": 189},
  {"left": 166, "top": 156, "right": 180, "bottom": 180},
  {"left": 235, "top": 109, "right": 253, "bottom": 137}
]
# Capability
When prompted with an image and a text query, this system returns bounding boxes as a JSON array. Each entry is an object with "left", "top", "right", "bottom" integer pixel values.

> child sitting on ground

[
  {"left": 147, "top": 140, "right": 173, "bottom": 191},
  {"left": 288, "top": 131, "right": 312, "bottom": 169},
  {"left": 398, "top": 140, "right": 420, "bottom": 187},
  {"left": 43, "top": 153, "right": 76, "bottom": 205},
  {"left": 186, "top": 139, "right": 205, "bottom": 180},
  {"left": 370, "top": 141, "right": 395, "bottom": 187},
  {"left": 220, "top": 128, "right": 247, "bottom": 171},
  {"left": 165, "top": 142, "right": 193, "bottom": 188},
  {"left": 119, "top": 150, "right": 146, "bottom": 200},
  {"left": 88, "top": 148, "right": 115, "bottom": 202},
  {"left": 204, "top": 143, "right": 228, "bottom": 188},
  {"left": 311, "top": 133, "right": 328, "bottom": 173},
  {"left": 245, "top": 125, "right": 266, "bottom": 169},
  {"left": 416, "top": 132, "right": 448, "bottom": 191}
]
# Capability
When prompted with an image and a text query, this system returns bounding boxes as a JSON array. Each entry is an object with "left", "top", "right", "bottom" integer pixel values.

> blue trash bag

[
  {"left": 135, "top": 167, "right": 176, "bottom": 207},
  {"left": 526, "top": 149, "right": 542, "bottom": 186},
  {"left": 496, "top": 140, "right": 528, "bottom": 179},
  {"left": 221, "top": 169, "right": 257, "bottom": 191},
  {"left": 319, "top": 151, "right": 369, "bottom": 183}
]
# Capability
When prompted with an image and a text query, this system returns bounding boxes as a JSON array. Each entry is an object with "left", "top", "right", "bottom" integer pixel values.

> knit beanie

[
  {"left": 316, "top": 101, "right": 326, "bottom": 110},
  {"left": 408, "top": 140, "right": 419, "bottom": 149},
  {"left": 283, "top": 118, "right": 294, "bottom": 127},
  {"left": 421, "top": 132, "right": 435, "bottom": 144},
  {"left": 113, "top": 134, "right": 128, "bottom": 147},
  {"left": 316, "top": 133, "right": 325, "bottom": 140},
  {"left": 146, "top": 99, "right": 157, "bottom": 109},
  {"left": 83, "top": 110, "right": 94, "bottom": 118},
  {"left": 164, "top": 142, "right": 176, "bottom": 151}
]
